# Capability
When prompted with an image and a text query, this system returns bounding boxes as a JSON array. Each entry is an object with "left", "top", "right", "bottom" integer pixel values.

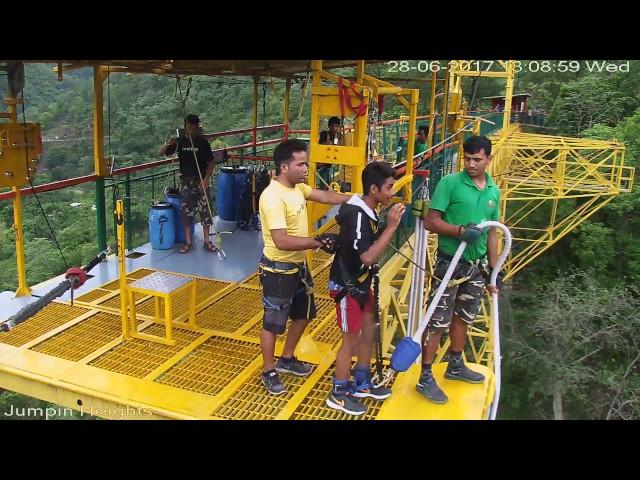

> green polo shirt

[
  {"left": 429, "top": 170, "right": 501, "bottom": 261},
  {"left": 415, "top": 140, "right": 428, "bottom": 155}
]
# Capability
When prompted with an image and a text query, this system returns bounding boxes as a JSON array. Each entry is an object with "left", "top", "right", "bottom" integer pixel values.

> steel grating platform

[{"left": 0, "top": 250, "right": 492, "bottom": 419}]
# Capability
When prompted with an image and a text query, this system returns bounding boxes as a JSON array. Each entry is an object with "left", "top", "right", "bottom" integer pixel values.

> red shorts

[{"left": 330, "top": 289, "right": 374, "bottom": 333}]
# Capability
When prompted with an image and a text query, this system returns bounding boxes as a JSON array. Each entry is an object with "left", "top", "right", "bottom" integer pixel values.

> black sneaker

[
  {"left": 262, "top": 370, "right": 286, "bottom": 395},
  {"left": 325, "top": 390, "right": 367, "bottom": 416},
  {"left": 275, "top": 356, "right": 313, "bottom": 377},
  {"left": 445, "top": 360, "right": 485, "bottom": 384},
  {"left": 353, "top": 382, "right": 392, "bottom": 400},
  {"left": 416, "top": 375, "right": 448, "bottom": 404}
]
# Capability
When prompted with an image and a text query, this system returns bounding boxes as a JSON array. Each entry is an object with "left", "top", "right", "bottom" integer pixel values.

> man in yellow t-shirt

[{"left": 259, "top": 139, "right": 350, "bottom": 395}]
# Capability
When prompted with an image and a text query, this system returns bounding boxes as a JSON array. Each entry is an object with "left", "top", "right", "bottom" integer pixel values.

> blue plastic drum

[
  {"left": 216, "top": 166, "right": 248, "bottom": 222},
  {"left": 164, "top": 192, "right": 195, "bottom": 244},
  {"left": 149, "top": 202, "right": 175, "bottom": 250}
]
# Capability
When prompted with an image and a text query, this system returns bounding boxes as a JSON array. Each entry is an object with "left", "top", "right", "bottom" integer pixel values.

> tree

[
  {"left": 547, "top": 74, "right": 638, "bottom": 136},
  {"left": 503, "top": 272, "right": 640, "bottom": 420}
]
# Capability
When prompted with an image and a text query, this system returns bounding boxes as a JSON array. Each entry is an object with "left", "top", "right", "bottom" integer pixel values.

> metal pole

[
  {"left": 116, "top": 199, "right": 130, "bottom": 340},
  {"left": 5, "top": 84, "right": 30, "bottom": 296},
  {"left": 252, "top": 75, "right": 259, "bottom": 156},
  {"left": 125, "top": 173, "right": 132, "bottom": 251},
  {"left": 96, "top": 177, "right": 107, "bottom": 252},
  {"left": 284, "top": 78, "right": 291, "bottom": 139},
  {"left": 502, "top": 61, "right": 515, "bottom": 131},
  {"left": 94, "top": 66, "right": 108, "bottom": 252}
]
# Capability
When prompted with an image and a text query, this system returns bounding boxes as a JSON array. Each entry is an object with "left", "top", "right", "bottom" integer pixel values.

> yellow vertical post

[
  {"left": 404, "top": 89, "right": 419, "bottom": 204},
  {"left": 154, "top": 296, "right": 160, "bottom": 323},
  {"left": 12, "top": 186, "right": 30, "bottom": 297},
  {"left": 93, "top": 67, "right": 108, "bottom": 177},
  {"left": 94, "top": 67, "right": 109, "bottom": 252},
  {"left": 252, "top": 75, "right": 260, "bottom": 156},
  {"left": 356, "top": 60, "right": 365, "bottom": 83},
  {"left": 164, "top": 297, "right": 174, "bottom": 343},
  {"left": 502, "top": 61, "right": 515, "bottom": 131},
  {"left": 306, "top": 60, "right": 323, "bottom": 268},
  {"left": 352, "top": 60, "right": 367, "bottom": 194},
  {"left": 284, "top": 78, "right": 291, "bottom": 139},
  {"left": 128, "top": 290, "right": 137, "bottom": 333},
  {"left": 5, "top": 87, "right": 31, "bottom": 297},
  {"left": 428, "top": 71, "right": 438, "bottom": 150},
  {"left": 116, "top": 199, "right": 130, "bottom": 340},
  {"left": 308, "top": 60, "right": 322, "bottom": 192},
  {"left": 452, "top": 76, "right": 467, "bottom": 172},
  {"left": 440, "top": 65, "right": 450, "bottom": 149}
]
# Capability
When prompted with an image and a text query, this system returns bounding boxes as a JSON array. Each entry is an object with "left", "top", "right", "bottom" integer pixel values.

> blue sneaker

[
  {"left": 445, "top": 357, "right": 485, "bottom": 384},
  {"left": 416, "top": 375, "right": 448, "bottom": 404},
  {"left": 326, "top": 389, "right": 366, "bottom": 415}
]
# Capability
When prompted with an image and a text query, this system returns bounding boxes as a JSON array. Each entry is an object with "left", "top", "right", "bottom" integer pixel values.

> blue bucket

[{"left": 149, "top": 202, "right": 175, "bottom": 250}]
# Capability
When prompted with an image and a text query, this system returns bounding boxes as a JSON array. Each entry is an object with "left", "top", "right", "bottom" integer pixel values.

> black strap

[
  {"left": 335, "top": 254, "right": 369, "bottom": 309},
  {"left": 372, "top": 264, "right": 384, "bottom": 380},
  {"left": 260, "top": 255, "right": 304, "bottom": 273}
]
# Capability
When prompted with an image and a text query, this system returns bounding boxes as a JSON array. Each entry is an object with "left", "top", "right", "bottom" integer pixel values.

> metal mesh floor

[
  {"left": 156, "top": 336, "right": 260, "bottom": 396},
  {"left": 30, "top": 311, "right": 124, "bottom": 361},
  {"left": 211, "top": 361, "right": 313, "bottom": 420},
  {"left": 88, "top": 325, "right": 201, "bottom": 378},
  {"left": 0, "top": 302, "right": 90, "bottom": 347},
  {"left": 0, "top": 266, "right": 429, "bottom": 420}
]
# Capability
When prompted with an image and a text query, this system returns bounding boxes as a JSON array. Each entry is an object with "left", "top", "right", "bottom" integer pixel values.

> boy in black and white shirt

[{"left": 326, "top": 162, "right": 406, "bottom": 416}]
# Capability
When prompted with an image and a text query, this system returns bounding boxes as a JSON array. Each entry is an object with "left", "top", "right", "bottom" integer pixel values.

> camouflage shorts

[
  {"left": 426, "top": 257, "right": 487, "bottom": 332},
  {"left": 179, "top": 175, "right": 213, "bottom": 226}
]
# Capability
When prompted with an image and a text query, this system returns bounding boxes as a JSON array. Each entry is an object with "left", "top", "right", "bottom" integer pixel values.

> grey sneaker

[
  {"left": 275, "top": 356, "right": 313, "bottom": 377},
  {"left": 262, "top": 370, "right": 286, "bottom": 395},
  {"left": 325, "top": 390, "right": 367, "bottom": 416},
  {"left": 445, "top": 359, "right": 485, "bottom": 384},
  {"left": 416, "top": 375, "right": 448, "bottom": 404}
]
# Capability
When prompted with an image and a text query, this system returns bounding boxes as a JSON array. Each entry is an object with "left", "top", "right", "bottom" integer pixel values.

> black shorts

[
  {"left": 427, "top": 257, "right": 486, "bottom": 333},
  {"left": 259, "top": 263, "right": 317, "bottom": 335}
]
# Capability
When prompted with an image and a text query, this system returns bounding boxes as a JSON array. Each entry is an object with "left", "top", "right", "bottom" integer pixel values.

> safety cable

[{"left": 20, "top": 91, "right": 69, "bottom": 269}]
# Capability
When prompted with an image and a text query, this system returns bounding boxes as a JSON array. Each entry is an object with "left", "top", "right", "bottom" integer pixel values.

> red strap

[
  {"left": 338, "top": 78, "right": 368, "bottom": 117},
  {"left": 65, "top": 267, "right": 87, "bottom": 289}
]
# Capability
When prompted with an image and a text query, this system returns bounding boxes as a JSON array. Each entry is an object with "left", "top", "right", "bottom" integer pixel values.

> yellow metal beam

[
  {"left": 115, "top": 200, "right": 130, "bottom": 340},
  {"left": 502, "top": 61, "right": 515, "bottom": 131},
  {"left": 12, "top": 186, "right": 30, "bottom": 296},
  {"left": 4, "top": 91, "right": 31, "bottom": 297},
  {"left": 93, "top": 66, "right": 108, "bottom": 177},
  {"left": 284, "top": 78, "right": 291, "bottom": 135},
  {"left": 252, "top": 75, "right": 260, "bottom": 155}
]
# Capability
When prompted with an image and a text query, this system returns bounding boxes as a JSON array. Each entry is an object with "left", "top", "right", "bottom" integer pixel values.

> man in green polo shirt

[
  {"left": 416, "top": 135, "right": 502, "bottom": 404},
  {"left": 396, "top": 125, "right": 429, "bottom": 163},
  {"left": 415, "top": 125, "right": 428, "bottom": 156}
]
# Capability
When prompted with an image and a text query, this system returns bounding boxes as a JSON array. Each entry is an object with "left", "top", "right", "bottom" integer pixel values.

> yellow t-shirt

[{"left": 259, "top": 179, "right": 312, "bottom": 264}]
